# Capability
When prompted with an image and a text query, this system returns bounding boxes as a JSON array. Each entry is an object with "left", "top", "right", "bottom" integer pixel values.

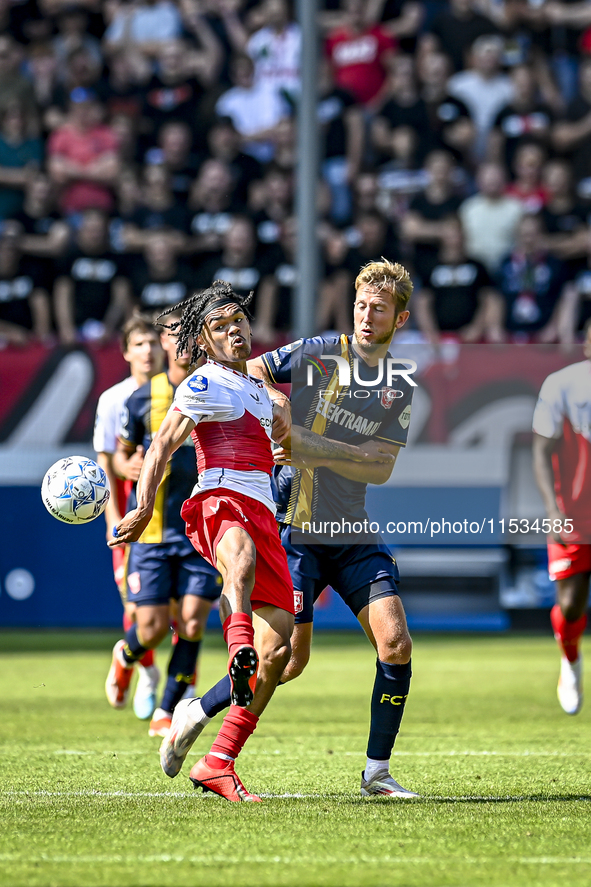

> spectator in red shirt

[
  {"left": 505, "top": 141, "right": 548, "bottom": 214},
  {"left": 325, "top": 0, "right": 397, "bottom": 108},
  {"left": 47, "top": 88, "right": 121, "bottom": 216}
]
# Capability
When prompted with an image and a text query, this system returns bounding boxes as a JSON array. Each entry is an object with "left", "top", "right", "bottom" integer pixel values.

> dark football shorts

[
  {"left": 280, "top": 524, "right": 400, "bottom": 624},
  {"left": 126, "top": 540, "right": 222, "bottom": 608}
]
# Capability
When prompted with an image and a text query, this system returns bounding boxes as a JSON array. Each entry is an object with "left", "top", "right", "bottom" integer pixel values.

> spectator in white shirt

[{"left": 459, "top": 161, "right": 523, "bottom": 273}]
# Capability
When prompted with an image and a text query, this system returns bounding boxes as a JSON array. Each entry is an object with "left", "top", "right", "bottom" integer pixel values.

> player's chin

[{"left": 230, "top": 340, "right": 251, "bottom": 358}]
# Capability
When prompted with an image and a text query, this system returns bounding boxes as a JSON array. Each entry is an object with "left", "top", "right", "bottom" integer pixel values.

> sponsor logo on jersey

[
  {"left": 380, "top": 387, "right": 403, "bottom": 409},
  {"left": 314, "top": 396, "right": 382, "bottom": 436},
  {"left": 398, "top": 404, "right": 412, "bottom": 429},
  {"left": 188, "top": 375, "right": 208, "bottom": 393},
  {"left": 260, "top": 416, "right": 272, "bottom": 429}
]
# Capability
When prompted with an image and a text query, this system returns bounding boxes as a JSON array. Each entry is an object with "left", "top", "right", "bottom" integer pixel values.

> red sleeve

[{"left": 98, "top": 127, "right": 119, "bottom": 152}]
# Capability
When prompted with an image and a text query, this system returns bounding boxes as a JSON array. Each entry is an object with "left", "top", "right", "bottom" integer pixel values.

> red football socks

[
  {"left": 550, "top": 604, "right": 587, "bottom": 663},
  {"left": 122, "top": 612, "right": 154, "bottom": 668},
  {"left": 209, "top": 705, "right": 259, "bottom": 765},
  {"left": 223, "top": 612, "right": 255, "bottom": 660}
]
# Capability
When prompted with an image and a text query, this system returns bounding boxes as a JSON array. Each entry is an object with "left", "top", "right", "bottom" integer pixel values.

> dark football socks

[
  {"left": 160, "top": 637, "right": 201, "bottom": 714},
  {"left": 200, "top": 674, "right": 232, "bottom": 718},
  {"left": 366, "top": 658, "right": 412, "bottom": 760},
  {"left": 121, "top": 624, "right": 148, "bottom": 664}
]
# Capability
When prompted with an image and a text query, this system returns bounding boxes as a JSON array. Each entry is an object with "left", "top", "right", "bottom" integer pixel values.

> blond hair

[{"left": 355, "top": 258, "right": 413, "bottom": 314}]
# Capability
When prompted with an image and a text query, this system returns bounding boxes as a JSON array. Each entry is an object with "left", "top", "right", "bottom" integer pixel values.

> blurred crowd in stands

[{"left": 1, "top": 0, "right": 591, "bottom": 349}]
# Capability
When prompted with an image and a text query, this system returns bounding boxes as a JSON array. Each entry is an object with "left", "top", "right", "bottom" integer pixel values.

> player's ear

[{"left": 395, "top": 310, "right": 410, "bottom": 329}]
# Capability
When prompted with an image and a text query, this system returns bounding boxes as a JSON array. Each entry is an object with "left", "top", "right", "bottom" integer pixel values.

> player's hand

[
  {"left": 355, "top": 441, "right": 396, "bottom": 464},
  {"left": 122, "top": 445, "right": 145, "bottom": 481},
  {"left": 271, "top": 398, "right": 291, "bottom": 443},
  {"left": 108, "top": 508, "right": 152, "bottom": 547}
]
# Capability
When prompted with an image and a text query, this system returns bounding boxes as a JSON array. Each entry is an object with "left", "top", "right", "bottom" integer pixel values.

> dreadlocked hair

[{"left": 156, "top": 280, "right": 254, "bottom": 365}]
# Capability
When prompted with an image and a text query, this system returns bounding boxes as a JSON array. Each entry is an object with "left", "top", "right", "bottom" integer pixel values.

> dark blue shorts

[
  {"left": 126, "top": 540, "right": 222, "bottom": 608},
  {"left": 280, "top": 524, "right": 400, "bottom": 624}
]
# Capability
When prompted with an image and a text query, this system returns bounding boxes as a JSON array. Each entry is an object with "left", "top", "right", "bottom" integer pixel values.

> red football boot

[{"left": 189, "top": 755, "right": 261, "bottom": 802}]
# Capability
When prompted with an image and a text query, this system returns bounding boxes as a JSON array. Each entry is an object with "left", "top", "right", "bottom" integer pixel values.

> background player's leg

[
  {"left": 356, "top": 594, "right": 416, "bottom": 797},
  {"left": 551, "top": 572, "right": 590, "bottom": 714},
  {"left": 153, "top": 595, "right": 213, "bottom": 736},
  {"left": 280, "top": 622, "right": 313, "bottom": 682}
]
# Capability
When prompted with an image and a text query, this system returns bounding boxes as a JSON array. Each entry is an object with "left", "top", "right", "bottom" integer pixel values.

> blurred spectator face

[
  {"left": 111, "top": 114, "right": 136, "bottom": 159},
  {"left": 29, "top": 42, "right": 58, "bottom": 82},
  {"left": 265, "top": 168, "right": 292, "bottom": 204},
  {"left": 144, "top": 235, "right": 175, "bottom": 271},
  {"left": 511, "top": 65, "right": 535, "bottom": 103},
  {"left": 264, "top": 0, "right": 289, "bottom": 29},
  {"left": 69, "top": 92, "right": 100, "bottom": 129},
  {"left": 440, "top": 217, "right": 465, "bottom": 252},
  {"left": 67, "top": 47, "right": 99, "bottom": 87},
  {"left": 160, "top": 123, "right": 191, "bottom": 163},
  {"left": 418, "top": 52, "right": 451, "bottom": 89},
  {"left": 471, "top": 37, "right": 503, "bottom": 77},
  {"left": 450, "top": 0, "right": 474, "bottom": 15},
  {"left": 77, "top": 210, "right": 108, "bottom": 251},
  {"left": 108, "top": 51, "right": 133, "bottom": 86},
  {"left": 324, "top": 228, "right": 348, "bottom": 265},
  {"left": 391, "top": 126, "right": 416, "bottom": 163},
  {"left": 357, "top": 212, "right": 386, "bottom": 251},
  {"left": 0, "top": 102, "right": 28, "bottom": 140},
  {"left": 143, "top": 163, "right": 172, "bottom": 197},
  {"left": 58, "top": 7, "right": 87, "bottom": 37},
  {"left": 158, "top": 41, "right": 187, "bottom": 81},
  {"left": 516, "top": 215, "right": 542, "bottom": 255},
  {"left": 389, "top": 55, "right": 416, "bottom": 95},
  {"left": 477, "top": 163, "right": 506, "bottom": 198},
  {"left": 425, "top": 150, "right": 454, "bottom": 185},
  {"left": 280, "top": 216, "right": 297, "bottom": 255},
  {"left": 195, "top": 159, "right": 233, "bottom": 200},
  {"left": 0, "top": 35, "right": 17, "bottom": 76},
  {"left": 208, "top": 119, "right": 240, "bottom": 158},
  {"left": 230, "top": 55, "right": 255, "bottom": 89},
  {"left": 27, "top": 172, "right": 52, "bottom": 206},
  {"left": 224, "top": 217, "right": 255, "bottom": 259},
  {"left": 344, "top": 0, "right": 365, "bottom": 29},
  {"left": 273, "top": 117, "right": 295, "bottom": 151},
  {"left": 354, "top": 174, "right": 378, "bottom": 211},
  {"left": 513, "top": 143, "right": 544, "bottom": 184},
  {"left": 542, "top": 160, "right": 571, "bottom": 198}
]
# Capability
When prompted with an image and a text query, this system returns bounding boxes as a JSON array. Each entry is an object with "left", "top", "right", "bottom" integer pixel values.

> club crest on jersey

[
  {"left": 380, "top": 387, "right": 403, "bottom": 409},
  {"left": 188, "top": 375, "right": 208, "bottom": 393},
  {"left": 398, "top": 404, "right": 412, "bottom": 429}
]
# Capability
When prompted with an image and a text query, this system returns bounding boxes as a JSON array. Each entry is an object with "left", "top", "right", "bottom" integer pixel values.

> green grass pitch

[{"left": 1, "top": 630, "right": 590, "bottom": 887}]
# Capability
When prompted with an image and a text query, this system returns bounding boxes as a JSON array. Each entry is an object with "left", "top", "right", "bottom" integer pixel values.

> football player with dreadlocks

[{"left": 110, "top": 280, "right": 294, "bottom": 802}]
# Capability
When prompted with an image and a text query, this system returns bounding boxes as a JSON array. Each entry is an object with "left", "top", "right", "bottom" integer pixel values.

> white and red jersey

[
  {"left": 172, "top": 359, "right": 276, "bottom": 513},
  {"left": 93, "top": 376, "right": 139, "bottom": 455},
  {"left": 94, "top": 375, "right": 138, "bottom": 516},
  {"left": 533, "top": 359, "right": 591, "bottom": 539}
]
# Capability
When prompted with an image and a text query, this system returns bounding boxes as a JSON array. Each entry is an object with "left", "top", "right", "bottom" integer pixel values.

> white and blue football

[{"left": 41, "top": 456, "right": 110, "bottom": 525}]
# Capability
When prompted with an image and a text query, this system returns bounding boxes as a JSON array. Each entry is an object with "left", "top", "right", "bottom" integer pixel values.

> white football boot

[
  {"left": 361, "top": 769, "right": 419, "bottom": 798},
  {"left": 159, "top": 698, "right": 210, "bottom": 778},
  {"left": 133, "top": 664, "right": 160, "bottom": 720},
  {"left": 557, "top": 654, "right": 583, "bottom": 715}
]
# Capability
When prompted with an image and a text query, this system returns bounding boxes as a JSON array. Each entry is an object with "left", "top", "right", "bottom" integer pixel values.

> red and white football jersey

[
  {"left": 173, "top": 359, "right": 276, "bottom": 513},
  {"left": 533, "top": 359, "right": 591, "bottom": 540},
  {"left": 93, "top": 375, "right": 138, "bottom": 516}
]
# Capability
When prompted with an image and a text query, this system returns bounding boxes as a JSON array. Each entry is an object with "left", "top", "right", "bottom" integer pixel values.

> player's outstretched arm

[
  {"left": 290, "top": 425, "right": 396, "bottom": 463},
  {"left": 108, "top": 410, "right": 196, "bottom": 546}
]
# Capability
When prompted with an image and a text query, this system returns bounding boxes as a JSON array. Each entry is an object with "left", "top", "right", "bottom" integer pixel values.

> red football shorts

[
  {"left": 181, "top": 489, "right": 294, "bottom": 615},
  {"left": 547, "top": 542, "right": 591, "bottom": 581}
]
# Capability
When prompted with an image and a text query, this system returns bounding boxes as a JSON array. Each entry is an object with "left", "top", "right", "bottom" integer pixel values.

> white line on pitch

[{"left": 0, "top": 852, "right": 590, "bottom": 866}]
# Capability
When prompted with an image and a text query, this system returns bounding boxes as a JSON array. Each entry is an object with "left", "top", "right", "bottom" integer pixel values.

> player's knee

[
  {"left": 181, "top": 620, "right": 204, "bottom": 642},
  {"left": 261, "top": 640, "right": 291, "bottom": 678},
  {"left": 137, "top": 618, "right": 168, "bottom": 648},
  {"left": 281, "top": 646, "right": 310, "bottom": 681},
  {"left": 379, "top": 631, "right": 412, "bottom": 665}
]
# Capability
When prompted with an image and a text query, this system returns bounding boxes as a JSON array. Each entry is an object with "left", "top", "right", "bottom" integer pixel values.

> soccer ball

[{"left": 41, "top": 456, "right": 110, "bottom": 525}]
